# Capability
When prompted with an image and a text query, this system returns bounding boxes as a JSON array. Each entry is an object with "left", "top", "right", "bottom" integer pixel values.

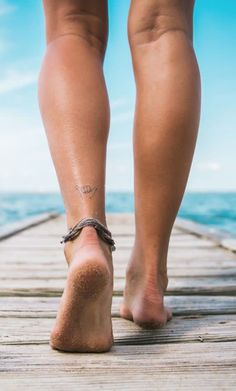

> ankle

[
  {"left": 126, "top": 254, "right": 169, "bottom": 294},
  {"left": 63, "top": 226, "right": 99, "bottom": 262},
  {"left": 64, "top": 226, "right": 112, "bottom": 264},
  {"left": 66, "top": 213, "right": 107, "bottom": 230}
]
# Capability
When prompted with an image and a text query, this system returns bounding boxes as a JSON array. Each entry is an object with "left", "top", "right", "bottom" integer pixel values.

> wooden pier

[{"left": 0, "top": 213, "right": 236, "bottom": 390}]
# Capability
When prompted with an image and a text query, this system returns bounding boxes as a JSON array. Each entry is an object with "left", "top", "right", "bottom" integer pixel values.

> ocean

[{"left": 0, "top": 192, "right": 236, "bottom": 235}]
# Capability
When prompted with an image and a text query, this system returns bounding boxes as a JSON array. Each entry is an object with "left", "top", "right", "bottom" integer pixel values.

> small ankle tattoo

[{"left": 75, "top": 184, "right": 98, "bottom": 199}]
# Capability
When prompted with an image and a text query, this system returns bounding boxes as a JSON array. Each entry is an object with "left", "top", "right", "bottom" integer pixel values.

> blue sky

[{"left": 0, "top": 0, "right": 235, "bottom": 192}]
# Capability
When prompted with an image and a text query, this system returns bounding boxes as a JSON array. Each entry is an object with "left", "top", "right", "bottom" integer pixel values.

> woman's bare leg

[
  {"left": 120, "top": 0, "right": 201, "bottom": 328},
  {"left": 38, "top": 0, "right": 113, "bottom": 352}
]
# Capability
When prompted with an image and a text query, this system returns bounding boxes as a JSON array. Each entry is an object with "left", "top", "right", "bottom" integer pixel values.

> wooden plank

[
  {"left": 0, "top": 314, "right": 236, "bottom": 346},
  {"left": 0, "top": 213, "right": 59, "bottom": 241},
  {"left": 175, "top": 217, "right": 230, "bottom": 241},
  {"left": 24, "top": 229, "right": 202, "bottom": 241},
  {"left": 0, "top": 342, "right": 235, "bottom": 371},
  {"left": 0, "top": 276, "right": 235, "bottom": 296},
  {"left": 1, "top": 256, "right": 235, "bottom": 270},
  {"left": 0, "top": 233, "right": 215, "bottom": 244},
  {"left": 1, "top": 247, "right": 235, "bottom": 264},
  {"left": 1, "top": 266, "right": 236, "bottom": 279},
  {"left": 0, "top": 237, "right": 217, "bottom": 249},
  {"left": 1, "top": 296, "right": 236, "bottom": 318},
  {"left": 16, "top": 214, "right": 139, "bottom": 235},
  {"left": 18, "top": 229, "right": 187, "bottom": 238},
  {"left": 176, "top": 217, "right": 236, "bottom": 253},
  {"left": 221, "top": 238, "right": 236, "bottom": 252},
  {"left": 1, "top": 371, "right": 236, "bottom": 391}
]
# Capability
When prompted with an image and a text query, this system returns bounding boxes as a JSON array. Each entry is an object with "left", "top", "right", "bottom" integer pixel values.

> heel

[{"left": 68, "top": 259, "right": 111, "bottom": 299}]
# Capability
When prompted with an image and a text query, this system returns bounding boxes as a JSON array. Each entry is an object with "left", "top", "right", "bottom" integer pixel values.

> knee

[
  {"left": 128, "top": 0, "right": 194, "bottom": 47},
  {"left": 43, "top": 2, "right": 108, "bottom": 56}
]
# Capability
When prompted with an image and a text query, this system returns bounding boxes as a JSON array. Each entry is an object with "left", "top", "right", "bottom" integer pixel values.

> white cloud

[
  {"left": 107, "top": 142, "right": 132, "bottom": 151},
  {"left": 110, "top": 96, "right": 134, "bottom": 125},
  {"left": 0, "top": 37, "right": 10, "bottom": 53},
  {"left": 0, "top": 0, "right": 16, "bottom": 16},
  {"left": 106, "top": 158, "right": 134, "bottom": 191},
  {"left": 111, "top": 110, "right": 134, "bottom": 124},
  {"left": 0, "top": 69, "right": 38, "bottom": 94},
  {"left": 0, "top": 125, "right": 59, "bottom": 192},
  {"left": 110, "top": 98, "right": 128, "bottom": 109},
  {"left": 0, "top": 123, "right": 134, "bottom": 192},
  {"left": 196, "top": 162, "right": 222, "bottom": 172}
]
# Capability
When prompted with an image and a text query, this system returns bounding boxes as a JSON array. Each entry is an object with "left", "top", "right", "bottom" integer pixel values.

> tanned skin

[{"left": 38, "top": 0, "right": 200, "bottom": 352}]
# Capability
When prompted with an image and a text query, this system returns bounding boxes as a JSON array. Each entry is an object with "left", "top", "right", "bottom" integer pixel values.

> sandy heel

[{"left": 50, "top": 258, "right": 113, "bottom": 353}]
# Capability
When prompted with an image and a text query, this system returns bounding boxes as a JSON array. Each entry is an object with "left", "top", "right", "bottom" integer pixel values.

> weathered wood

[
  {"left": 0, "top": 256, "right": 236, "bottom": 272},
  {"left": 0, "top": 373, "right": 236, "bottom": 391},
  {"left": 0, "top": 314, "right": 236, "bottom": 346},
  {"left": 0, "top": 213, "right": 59, "bottom": 241},
  {"left": 1, "top": 247, "right": 235, "bottom": 264},
  {"left": 176, "top": 217, "right": 236, "bottom": 253},
  {"left": 18, "top": 230, "right": 187, "bottom": 239},
  {"left": 1, "top": 233, "right": 216, "bottom": 244},
  {"left": 0, "top": 276, "right": 235, "bottom": 296},
  {"left": 1, "top": 296, "right": 236, "bottom": 318},
  {"left": 221, "top": 238, "right": 236, "bottom": 252},
  {"left": 1, "top": 373, "right": 236, "bottom": 391},
  {"left": 0, "top": 237, "right": 216, "bottom": 249},
  {"left": 0, "top": 341, "right": 236, "bottom": 371},
  {"left": 1, "top": 265, "right": 236, "bottom": 278},
  {"left": 0, "top": 212, "right": 236, "bottom": 388}
]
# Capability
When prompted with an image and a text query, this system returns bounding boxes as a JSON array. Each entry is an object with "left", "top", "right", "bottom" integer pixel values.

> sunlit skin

[{"left": 38, "top": 0, "right": 201, "bottom": 352}]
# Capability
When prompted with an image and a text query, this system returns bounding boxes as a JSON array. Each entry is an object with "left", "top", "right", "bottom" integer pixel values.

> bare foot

[
  {"left": 50, "top": 226, "right": 113, "bottom": 352},
  {"left": 120, "top": 247, "right": 172, "bottom": 329}
]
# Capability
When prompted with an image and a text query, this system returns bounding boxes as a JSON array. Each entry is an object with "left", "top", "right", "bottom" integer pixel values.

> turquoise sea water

[{"left": 0, "top": 192, "right": 236, "bottom": 235}]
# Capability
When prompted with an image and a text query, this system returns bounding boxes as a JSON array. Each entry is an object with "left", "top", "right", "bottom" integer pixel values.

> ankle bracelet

[{"left": 60, "top": 217, "right": 116, "bottom": 252}]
